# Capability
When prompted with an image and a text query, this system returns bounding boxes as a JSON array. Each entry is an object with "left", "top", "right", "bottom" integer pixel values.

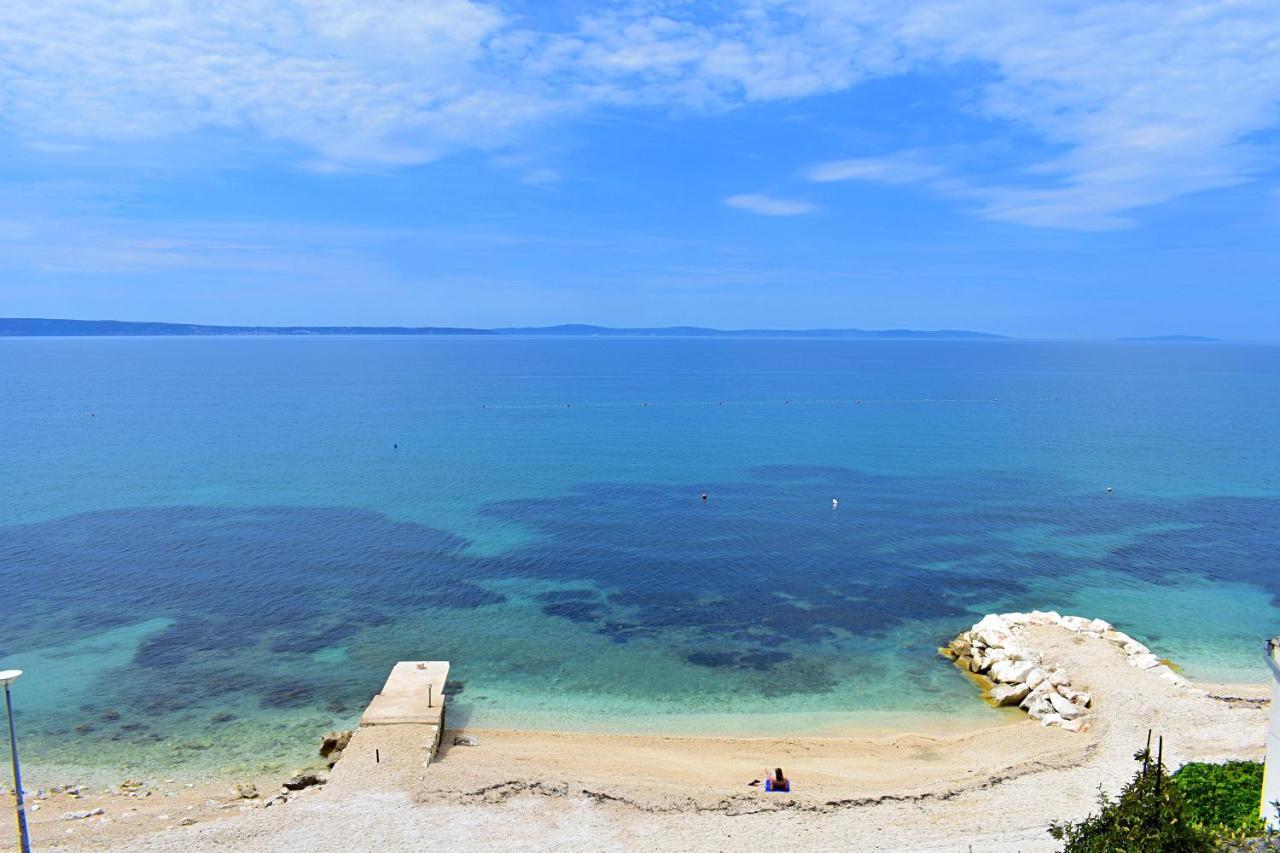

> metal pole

[
  {"left": 1154, "top": 736, "right": 1163, "bottom": 795},
  {"left": 4, "top": 683, "right": 30, "bottom": 853},
  {"left": 1262, "top": 638, "right": 1280, "bottom": 829}
]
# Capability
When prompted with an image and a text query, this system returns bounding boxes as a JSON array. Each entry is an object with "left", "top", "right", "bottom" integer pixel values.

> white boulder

[
  {"left": 990, "top": 660, "right": 1037, "bottom": 684},
  {"left": 1059, "top": 615, "right": 1092, "bottom": 632},
  {"left": 1123, "top": 641, "right": 1151, "bottom": 657},
  {"left": 1026, "top": 696, "right": 1056, "bottom": 720},
  {"left": 989, "top": 683, "right": 1031, "bottom": 707},
  {"left": 975, "top": 627, "right": 1014, "bottom": 649},
  {"left": 1001, "top": 643, "right": 1036, "bottom": 663},
  {"left": 973, "top": 614, "right": 1013, "bottom": 634},
  {"left": 977, "top": 649, "right": 1009, "bottom": 670},
  {"left": 1048, "top": 692, "right": 1084, "bottom": 720},
  {"left": 1027, "top": 610, "right": 1062, "bottom": 625},
  {"left": 1129, "top": 653, "right": 1161, "bottom": 671}
]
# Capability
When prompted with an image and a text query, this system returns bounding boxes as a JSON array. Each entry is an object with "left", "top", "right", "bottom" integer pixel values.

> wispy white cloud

[
  {"left": 0, "top": 0, "right": 546, "bottom": 169},
  {"left": 807, "top": 154, "right": 945, "bottom": 185},
  {"left": 791, "top": 1, "right": 1280, "bottom": 228},
  {"left": 25, "top": 141, "right": 90, "bottom": 153},
  {"left": 520, "top": 167, "right": 561, "bottom": 187},
  {"left": 725, "top": 193, "right": 817, "bottom": 216},
  {"left": 1, "top": 1, "right": 1278, "bottom": 227}
]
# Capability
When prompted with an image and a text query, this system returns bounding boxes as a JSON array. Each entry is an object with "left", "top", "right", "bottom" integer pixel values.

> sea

[{"left": 1, "top": 336, "right": 1277, "bottom": 779}]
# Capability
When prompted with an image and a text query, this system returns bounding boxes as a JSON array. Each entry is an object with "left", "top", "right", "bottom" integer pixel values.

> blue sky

[{"left": 1, "top": 1, "right": 1278, "bottom": 339}]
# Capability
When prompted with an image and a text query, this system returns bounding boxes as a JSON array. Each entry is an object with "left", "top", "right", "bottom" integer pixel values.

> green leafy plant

[
  {"left": 1170, "top": 761, "right": 1265, "bottom": 837},
  {"left": 1049, "top": 743, "right": 1215, "bottom": 852}
]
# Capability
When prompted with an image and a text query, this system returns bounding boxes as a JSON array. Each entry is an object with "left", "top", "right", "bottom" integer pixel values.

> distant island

[
  {"left": 1117, "top": 335, "right": 1222, "bottom": 342},
  {"left": 0, "top": 318, "right": 1009, "bottom": 340}
]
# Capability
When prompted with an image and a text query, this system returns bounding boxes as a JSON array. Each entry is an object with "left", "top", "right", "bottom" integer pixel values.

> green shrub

[
  {"left": 1170, "top": 761, "right": 1266, "bottom": 837},
  {"left": 1049, "top": 747, "right": 1216, "bottom": 852}
]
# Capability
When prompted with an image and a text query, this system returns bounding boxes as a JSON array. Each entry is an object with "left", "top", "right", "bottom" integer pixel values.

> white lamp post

[
  {"left": 0, "top": 670, "right": 30, "bottom": 853},
  {"left": 1263, "top": 640, "right": 1280, "bottom": 830}
]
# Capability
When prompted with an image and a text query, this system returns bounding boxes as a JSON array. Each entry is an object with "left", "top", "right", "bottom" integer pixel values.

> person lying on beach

[{"left": 764, "top": 767, "right": 790, "bottom": 792}]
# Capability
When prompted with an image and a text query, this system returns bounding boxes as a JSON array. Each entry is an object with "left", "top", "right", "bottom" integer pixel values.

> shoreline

[
  {"left": 4, "top": 715, "right": 1097, "bottom": 849},
  {"left": 2, "top": 621, "right": 1271, "bottom": 851},
  {"left": 5, "top": 683, "right": 1267, "bottom": 851},
  {"left": 7, "top": 699, "right": 1028, "bottom": 791},
  {"left": 8, "top": 659, "right": 1259, "bottom": 791},
  {"left": 9, "top": 709, "right": 1024, "bottom": 792}
]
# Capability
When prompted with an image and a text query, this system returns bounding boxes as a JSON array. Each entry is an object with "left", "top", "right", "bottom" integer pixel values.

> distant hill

[
  {"left": 490, "top": 324, "right": 1010, "bottom": 339},
  {"left": 0, "top": 318, "right": 1010, "bottom": 340},
  {"left": 0, "top": 318, "right": 494, "bottom": 336},
  {"left": 1118, "top": 335, "right": 1222, "bottom": 342}
]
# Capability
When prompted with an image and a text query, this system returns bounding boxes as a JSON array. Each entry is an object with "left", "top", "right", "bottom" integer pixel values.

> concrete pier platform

[
  {"left": 329, "top": 661, "right": 451, "bottom": 789},
  {"left": 360, "top": 661, "right": 450, "bottom": 727}
]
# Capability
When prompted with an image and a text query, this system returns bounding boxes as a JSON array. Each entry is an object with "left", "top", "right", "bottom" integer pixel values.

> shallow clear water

[{"left": 1, "top": 337, "right": 1277, "bottom": 776}]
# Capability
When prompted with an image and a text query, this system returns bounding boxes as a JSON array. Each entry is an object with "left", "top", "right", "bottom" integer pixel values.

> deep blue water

[{"left": 1, "top": 337, "right": 1277, "bottom": 776}]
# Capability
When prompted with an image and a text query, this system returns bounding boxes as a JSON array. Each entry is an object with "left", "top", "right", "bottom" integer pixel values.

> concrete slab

[{"left": 359, "top": 661, "right": 449, "bottom": 727}]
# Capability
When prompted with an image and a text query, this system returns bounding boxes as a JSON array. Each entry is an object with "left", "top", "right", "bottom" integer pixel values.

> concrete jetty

[
  {"left": 361, "top": 661, "right": 450, "bottom": 728},
  {"left": 327, "top": 661, "right": 451, "bottom": 791}
]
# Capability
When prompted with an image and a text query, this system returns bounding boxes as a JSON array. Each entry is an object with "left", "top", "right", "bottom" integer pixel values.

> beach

[
  {"left": 1, "top": 338, "right": 1277, "bottom": 849},
  {"left": 5, "top": 622, "right": 1267, "bottom": 852}
]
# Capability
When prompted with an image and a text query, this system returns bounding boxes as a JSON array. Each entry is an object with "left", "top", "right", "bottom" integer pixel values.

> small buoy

[{"left": 832, "top": 498, "right": 839, "bottom": 509}]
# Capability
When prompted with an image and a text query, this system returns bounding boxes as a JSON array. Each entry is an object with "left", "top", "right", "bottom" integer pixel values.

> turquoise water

[{"left": 1, "top": 337, "right": 1278, "bottom": 777}]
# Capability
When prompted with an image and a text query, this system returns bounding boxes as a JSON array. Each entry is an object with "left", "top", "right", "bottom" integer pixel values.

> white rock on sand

[
  {"left": 989, "top": 682, "right": 1031, "bottom": 707},
  {"left": 1047, "top": 693, "right": 1083, "bottom": 721},
  {"left": 939, "top": 608, "right": 1203, "bottom": 732}
]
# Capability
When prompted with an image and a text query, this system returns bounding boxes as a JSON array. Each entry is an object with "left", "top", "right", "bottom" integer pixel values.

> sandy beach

[{"left": 1, "top": 623, "right": 1268, "bottom": 852}]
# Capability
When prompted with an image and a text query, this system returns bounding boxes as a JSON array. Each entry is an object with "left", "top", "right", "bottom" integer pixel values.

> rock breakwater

[{"left": 941, "top": 610, "right": 1190, "bottom": 731}]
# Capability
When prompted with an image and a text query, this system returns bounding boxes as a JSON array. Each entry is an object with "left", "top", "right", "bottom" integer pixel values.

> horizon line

[{"left": 0, "top": 317, "right": 1249, "bottom": 343}]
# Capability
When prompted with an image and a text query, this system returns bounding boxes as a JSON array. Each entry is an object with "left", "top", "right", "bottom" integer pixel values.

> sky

[{"left": 1, "top": 1, "right": 1278, "bottom": 339}]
